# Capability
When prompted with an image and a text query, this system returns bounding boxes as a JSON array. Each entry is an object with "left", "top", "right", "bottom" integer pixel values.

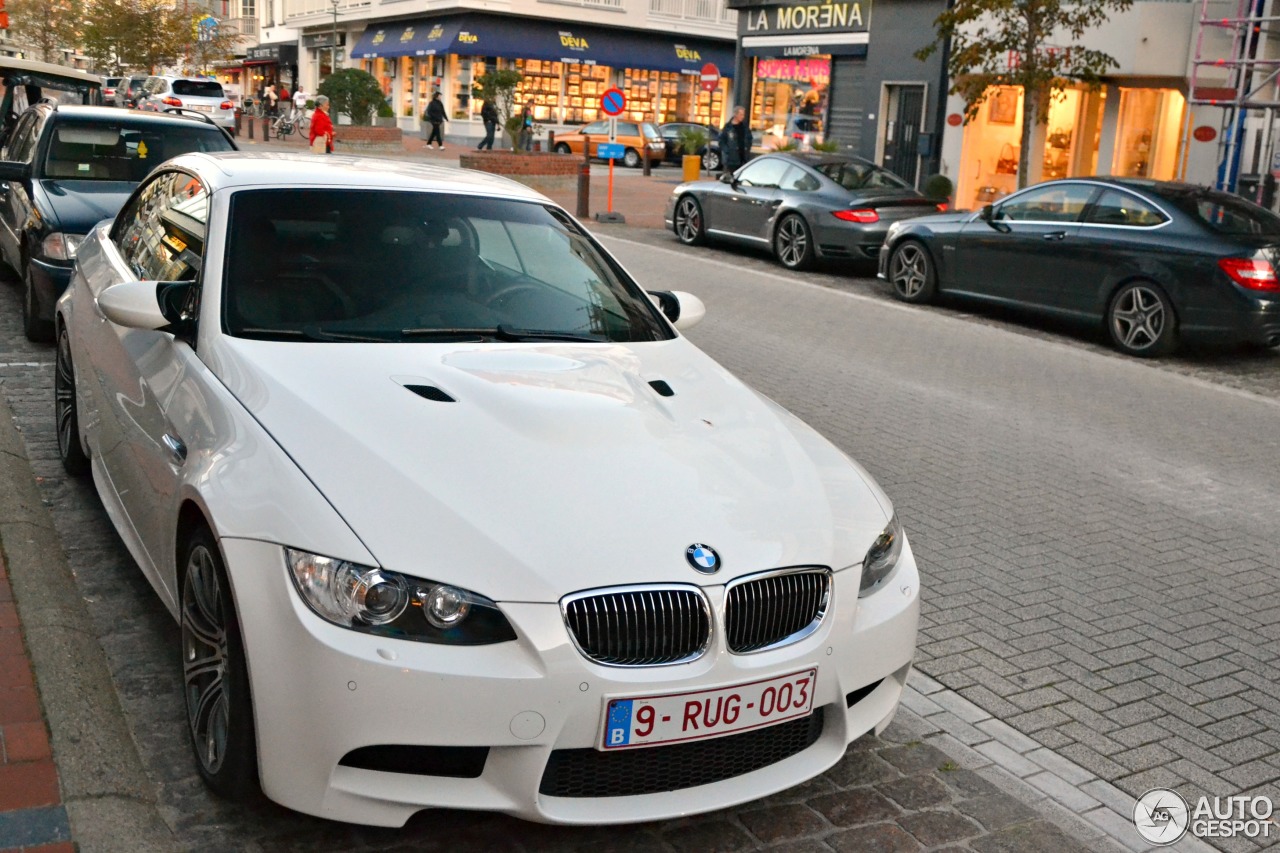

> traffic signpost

[
  {"left": 595, "top": 90, "right": 627, "bottom": 223},
  {"left": 700, "top": 63, "right": 720, "bottom": 93}
]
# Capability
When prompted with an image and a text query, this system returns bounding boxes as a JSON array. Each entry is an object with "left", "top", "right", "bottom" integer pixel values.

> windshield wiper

[
  {"left": 238, "top": 327, "right": 390, "bottom": 343},
  {"left": 398, "top": 325, "right": 603, "bottom": 343}
]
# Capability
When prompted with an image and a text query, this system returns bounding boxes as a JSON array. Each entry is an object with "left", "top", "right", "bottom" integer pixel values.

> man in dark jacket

[
  {"left": 478, "top": 99, "right": 498, "bottom": 150},
  {"left": 424, "top": 92, "right": 447, "bottom": 150},
  {"left": 718, "top": 106, "right": 752, "bottom": 173}
]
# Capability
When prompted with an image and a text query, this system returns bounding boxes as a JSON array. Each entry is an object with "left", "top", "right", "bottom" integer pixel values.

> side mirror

[
  {"left": 0, "top": 160, "right": 30, "bottom": 182},
  {"left": 979, "top": 203, "right": 995, "bottom": 222},
  {"left": 648, "top": 289, "right": 706, "bottom": 331},
  {"left": 718, "top": 171, "right": 735, "bottom": 184},
  {"left": 98, "top": 280, "right": 196, "bottom": 334}
]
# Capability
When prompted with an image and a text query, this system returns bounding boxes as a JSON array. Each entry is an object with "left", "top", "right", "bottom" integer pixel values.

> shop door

[
  {"left": 884, "top": 86, "right": 924, "bottom": 185},
  {"left": 825, "top": 58, "right": 864, "bottom": 152}
]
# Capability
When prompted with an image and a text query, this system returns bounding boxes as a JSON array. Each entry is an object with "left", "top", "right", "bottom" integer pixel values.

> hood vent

[
  {"left": 405, "top": 384, "right": 455, "bottom": 403},
  {"left": 648, "top": 380, "right": 674, "bottom": 397}
]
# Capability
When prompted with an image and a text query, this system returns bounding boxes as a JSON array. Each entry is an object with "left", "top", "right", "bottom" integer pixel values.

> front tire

[
  {"left": 23, "top": 268, "right": 54, "bottom": 343},
  {"left": 181, "top": 526, "right": 259, "bottom": 800},
  {"left": 773, "top": 213, "right": 815, "bottom": 271},
  {"left": 888, "top": 240, "right": 938, "bottom": 303},
  {"left": 54, "top": 326, "right": 89, "bottom": 476},
  {"left": 623, "top": 148, "right": 641, "bottom": 168},
  {"left": 1107, "top": 280, "right": 1177, "bottom": 357},
  {"left": 674, "top": 195, "right": 706, "bottom": 246}
]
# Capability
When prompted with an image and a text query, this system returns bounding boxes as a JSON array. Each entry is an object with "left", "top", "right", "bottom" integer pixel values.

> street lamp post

[{"left": 330, "top": 0, "right": 340, "bottom": 80}]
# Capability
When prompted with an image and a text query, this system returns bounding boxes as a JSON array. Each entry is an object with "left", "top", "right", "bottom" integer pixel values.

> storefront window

[
  {"left": 515, "top": 59, "right": 565, "bottom": 124},
  {"left": 750, "top": 56, "right": 829, "bottom": 149},
  {"left": 564, "top": 64, "right": 610, "bottom": 124},
  {"left": 1041, "top": 89, "right": 1081, "bottom": 180},
  {"left": 956, "top": 85, "right": 1025, "bottom": 211},
  {"left": 1113, "top": 88, "right": 1185, "bottom": 180},
  {"left": 694, "top": 81, "right": 728, "bottom": 129}
]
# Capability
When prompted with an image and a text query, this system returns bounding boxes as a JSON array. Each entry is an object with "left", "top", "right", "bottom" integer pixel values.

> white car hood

[{"left": 208, "top": 336, "right": 890, "bottom": 603}]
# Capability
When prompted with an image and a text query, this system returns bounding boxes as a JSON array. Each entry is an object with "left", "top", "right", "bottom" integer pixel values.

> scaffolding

[{"left": 1190, "top": 0, "right": 1280, "bottom": 197}]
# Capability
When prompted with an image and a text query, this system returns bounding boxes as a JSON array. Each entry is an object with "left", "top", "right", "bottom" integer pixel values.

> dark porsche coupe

[
  {"left": 878, "top": 178, "right": 1280, "bottom": 356},
  {"left": 665, "top": 152, "right": 942, "bottom": 270}
]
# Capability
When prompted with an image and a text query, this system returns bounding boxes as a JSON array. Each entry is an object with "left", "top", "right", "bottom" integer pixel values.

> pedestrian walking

[
  {"left": 293, "top": 87, "right": 308, "bottom": 113},
  {"left": 424, "top": 92, "right": 447, "bottom": 150},
  {"left": 518, "top": 99, "right": 535, "bottom": 152},
  {"left": 718, "top": 106, "right": 752, "bottom": 173},
  {"left": 310, "top": 94, "right": 334, "bottom": 154},
  {"left": 477, "top": 98, "right": 498, "bottom": 150}
]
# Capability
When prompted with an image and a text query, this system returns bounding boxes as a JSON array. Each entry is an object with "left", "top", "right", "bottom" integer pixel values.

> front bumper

[
  {"left": 28, "top": 258, "right": 74, "bottom": 325},
  {"left": 223, "top": 537, "right": 920, "bottom": 827}
]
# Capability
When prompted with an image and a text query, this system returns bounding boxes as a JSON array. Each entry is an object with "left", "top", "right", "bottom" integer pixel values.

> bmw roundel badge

[{"left": 686, "top": 544, "right": 721, "bottom": 574}]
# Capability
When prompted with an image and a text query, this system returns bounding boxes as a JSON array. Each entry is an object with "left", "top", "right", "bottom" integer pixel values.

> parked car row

[{"left": 666, "top": 155, "right": 1280, "bottom": 357}]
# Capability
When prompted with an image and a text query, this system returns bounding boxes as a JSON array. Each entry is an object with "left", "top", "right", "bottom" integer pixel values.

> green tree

[
  {"left": 918, "top": 0, "right": 1132, "bottom": 188},
  {"left": 318, "top": 68, "right": 386, "bottom": 126},
  {"left": 7, "top": 0, "right": 80, "bottom": 63},
  {"left": 472, "top": 69, "right": 523, "bottom": 147}
]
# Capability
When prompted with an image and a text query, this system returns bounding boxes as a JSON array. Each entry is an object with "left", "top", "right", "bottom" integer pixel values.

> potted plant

[
  {"left": 375, "top": 101, "right": 397, "bottom": 128},
  {"left": 677, "top": 125, "right": 709, "bottom": 181},
  {"left": 923, "top": 173, "right": 954, "bottom": 207}
]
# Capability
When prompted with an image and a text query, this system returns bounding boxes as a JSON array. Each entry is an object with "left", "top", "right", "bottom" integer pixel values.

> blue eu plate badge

[{"left": 606, "top": 699, "right": 633, "bottom": 747}]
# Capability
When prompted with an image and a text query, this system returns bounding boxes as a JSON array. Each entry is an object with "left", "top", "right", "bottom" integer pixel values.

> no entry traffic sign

[
  {"left": 700, "top": 63, "right": 720, "bottom": 93},
  {"left": 601, "top": 88, "right": 627, "bottom": 117}
]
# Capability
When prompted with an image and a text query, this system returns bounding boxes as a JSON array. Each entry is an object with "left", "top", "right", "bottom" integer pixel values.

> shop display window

[
  {"left": 694, "top": 81, "right": 727, "bottom": 129},
  {"left": 1113, "top": 88, "right": 1185, "bottom": 181},
  {"left": 956, "top": 85, "right": 1025, "bottom": 210},
  {"left": 564, "top": 64, "right": 610, "bottom": 124},
  {"left": 514, "top": 59, "right": 565, "bottom": 123},
  {"left": 399, "top": 57, "right": 414, "bottom": 118},
  {"left": 750, "top": 56, "right": 829, "bottom": 147},
  {"left": 448, "top": 58, "right": 485, "bottom": 120}
]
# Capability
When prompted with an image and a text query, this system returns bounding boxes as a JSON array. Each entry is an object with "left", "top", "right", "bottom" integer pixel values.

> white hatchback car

[
  {"left": 55, "top": 153, "right": 920, "bottom": 827},
  {"left": 137, "top": 75, "right": 236, "bottom": 132}
]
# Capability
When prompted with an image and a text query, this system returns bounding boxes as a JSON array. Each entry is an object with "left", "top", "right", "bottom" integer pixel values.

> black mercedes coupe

[{"left": 878, "top": 178, "right": 1280, "bottom": 356}]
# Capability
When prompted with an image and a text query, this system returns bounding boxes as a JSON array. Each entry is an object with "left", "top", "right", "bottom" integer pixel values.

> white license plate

[
  {"left": 186, "top": 104, "right": 212, "bottom": 112},
  {"left": 600, "top": 667, "right": 817, "bottom": 750}
]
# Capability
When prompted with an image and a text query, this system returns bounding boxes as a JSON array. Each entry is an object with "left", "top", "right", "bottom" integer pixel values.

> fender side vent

[
  {"left": 339, "top": 744, "right": 488, "bottom": 778},
  {"left": 405, "top": 384, "right": 455, "bottom": 403},
  {"left": 648, "top": 380, "right": 675, "bottom": 397},
  {"left": 846, "top": 678, "right": 884, "bottom": 708}
]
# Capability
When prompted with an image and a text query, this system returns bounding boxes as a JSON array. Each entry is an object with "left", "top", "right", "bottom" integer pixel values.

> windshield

[
  {"left": 223, "top": 190, "right": 673, "bottom": 343},
  {"left": 44, "top": 121, "right": 233, "bottom": 181},
  {"left": 813, "top": 160, "right": 911, "bottom": 191},
  {"left": 173, "top": 80, "right": 224, "bottom": 98},
  {"left": 642, "top": 123, "right": 661, "bottom": 140},
  {"left": 1162, "top": 191, "right": 1280, "bottom": 237}
]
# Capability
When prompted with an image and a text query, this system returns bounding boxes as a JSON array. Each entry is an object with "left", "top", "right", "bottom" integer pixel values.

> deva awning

[{"left": 351, "top": 14, "right": 733, "bottom": 75}]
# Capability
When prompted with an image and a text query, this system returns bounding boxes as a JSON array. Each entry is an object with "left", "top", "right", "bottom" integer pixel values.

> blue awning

[{"left": 351, "top": 14, "right": 733, "bottom": 75}]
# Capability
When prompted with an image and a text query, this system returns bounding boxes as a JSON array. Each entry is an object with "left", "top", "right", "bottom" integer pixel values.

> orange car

[{"left": 552, "top": 119, "right": 666, "bottom": 168}]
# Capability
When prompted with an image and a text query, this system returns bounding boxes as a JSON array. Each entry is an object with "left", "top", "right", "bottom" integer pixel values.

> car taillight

[
  {"left": 162, "top": 96, "right": 182, "bottom": 107},
  {"left": 220, "top": 101, "right": 234, "bottom": 110},
  {"left": 936, "top": 202, "right": 948, "bottom": 211},
  {"left": 1218, "top": 257, "right": 1280, "bottom": 290},
  {"left": 833, "top": 209, "right": 880, "bottom": 224}
]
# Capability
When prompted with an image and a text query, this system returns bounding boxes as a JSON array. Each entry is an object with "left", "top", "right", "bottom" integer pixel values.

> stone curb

[
  {"left": 0, "top": 392, "right": 176, "bottom": 853},
  {"left": 903, "top": 669, "right": 1218, "bottom": 853}
]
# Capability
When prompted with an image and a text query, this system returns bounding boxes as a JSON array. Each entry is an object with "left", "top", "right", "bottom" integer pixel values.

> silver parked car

[{"left": 137, "top": 76, "right": 235, "bottom": 132}]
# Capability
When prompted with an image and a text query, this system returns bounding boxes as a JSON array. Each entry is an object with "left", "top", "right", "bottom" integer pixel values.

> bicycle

[
  {"left": 244, "top": 98, "right": 265, "bottom": 119},
  {"left": 271, "top": 110, "right": 297, "bottom": 139}
]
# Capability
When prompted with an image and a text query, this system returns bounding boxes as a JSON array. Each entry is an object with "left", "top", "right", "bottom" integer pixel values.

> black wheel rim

[
  {"left": 675, "top": 198, "right": 701, "bottom": 243},
  {"left": 55, "top": 331, "right": 76, "bottom": 460},
  {"left": 776, "top": 217, "right": 808, "bottom": 267},
  {"left": 890, "top": 244, "right": 928, "bottom": 298},
  {"left": 1111, "top": 286, "right": 1165, "bottom": 352},
  {"left": 183, "top": 545, "right": 230, "bottom": 775}
]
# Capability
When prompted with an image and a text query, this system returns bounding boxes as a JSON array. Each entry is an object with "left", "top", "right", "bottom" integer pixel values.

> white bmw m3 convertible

[{"left": 55, "top": 152, "right": 920, "bottom": 827}]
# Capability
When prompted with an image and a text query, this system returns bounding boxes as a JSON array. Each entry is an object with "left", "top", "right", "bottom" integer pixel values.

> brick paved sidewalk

[{"left": 0, "top": 553, "right": 73, "bottom": 853}]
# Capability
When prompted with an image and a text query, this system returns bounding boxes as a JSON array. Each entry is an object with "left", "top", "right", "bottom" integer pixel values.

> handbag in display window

[{"left": 995, "top": 142, "right": 1019, "bottom": 175}]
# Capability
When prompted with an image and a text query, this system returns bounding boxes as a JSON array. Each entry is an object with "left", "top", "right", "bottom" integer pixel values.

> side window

[
  {"left": 780, "top": 165, "right": 820, "bottom": 192},
  {"left": 1086, "top": 189, "right": 1167, "bottom": 227},
  {"left": 114, "top": 171, "right": 209, "bottom": 281},
  {"left": 736, "top": 157, "right": 790, "bottom": 188},
  {"left": 997, "top": 184, "right": 1095, "bottom": 223},
  {"left": 581, "top": 121, "right": 607, "bottom": 135},
  {"left": 4, "top": 113, "right": 38, "bottom": 162},
  {"left": 617, "top": 122, "right": 639, "bottom": 137}
]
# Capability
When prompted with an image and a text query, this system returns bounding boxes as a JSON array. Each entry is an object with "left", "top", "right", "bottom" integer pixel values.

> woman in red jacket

[{"left": 309, "top": 95, "right": 334, "bottom": 154}]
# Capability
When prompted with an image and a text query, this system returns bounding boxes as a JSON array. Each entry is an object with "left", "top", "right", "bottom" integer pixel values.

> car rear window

[
  {"left": 173, "top": 80, "right": 225, "bottom": 98},
  {"left": 222, "top": 189, "right": 673, "bottom": 343},
  {"left": 642, "top": 123, "right": 661, "bottom": 140},
  {"left": 1166, "top": 192, "right": 1280, "bottom": 237},
  {"left": 814, "top": 161, "right": 910, "bottom": 190},
  {"left": 44, "top": 121, "right": 234, "bottom": 182}
]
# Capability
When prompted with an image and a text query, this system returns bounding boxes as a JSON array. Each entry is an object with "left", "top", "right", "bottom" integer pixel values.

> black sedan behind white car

[
  {"left": 665, "top": 153, "right": 942, "bottom": 270},
  {"left": 55, "top": 153, "right": 919, "bottom": 826}
]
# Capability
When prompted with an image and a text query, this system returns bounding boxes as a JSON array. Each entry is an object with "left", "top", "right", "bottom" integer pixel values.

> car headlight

[
  {"left": 285, "top": 548, "right": 517, "bottom": 644},
  {"left": 41, "top": 233, "right": 84, "bottom": 261},
  {"left": 859, "top": 514, "right": 904, "bottom": 597}
]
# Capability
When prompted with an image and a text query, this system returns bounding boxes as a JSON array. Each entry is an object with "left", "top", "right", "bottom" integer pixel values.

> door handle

[
  {"left": 1042, "top": 231, "right": 1068, "bottom": 241},
  {"left": 161, "top": 432, "right": 187, "bottom": 465}
]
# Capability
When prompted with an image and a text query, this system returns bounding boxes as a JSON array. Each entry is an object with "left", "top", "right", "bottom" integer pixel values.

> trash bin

[{"left": 683, "top": 154, "right": 701, "bottom": 182}]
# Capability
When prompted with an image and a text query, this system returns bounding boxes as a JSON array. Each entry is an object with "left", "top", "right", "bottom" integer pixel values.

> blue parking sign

[{"left": 598, "top": 143, "right": 625, "bottom": 160}]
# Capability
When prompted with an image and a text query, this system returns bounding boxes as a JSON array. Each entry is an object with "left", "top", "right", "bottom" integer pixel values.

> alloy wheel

[
  {"left": 183, "top": 545, "right": 230, "bottom": 776},
  {"left": 675, "top": 197, "right": 703, "bottom": 244},
  {"left": 776, "top": 216, "right": 809, "bottom": 268},
  {"left": 891, "top": 243, "right": 928, "bottom": 298},
  {"left": 55, "top": 332, "right": 76, "bottom": 460},
  {"left": 1110, "top": 285, "right": 1166, "bottom": 352},
  {"left": 703, "top": 150, "right": 720, "bottom": 171},
  {"left": 624, "top": 148, "right": 641, "bottom": 168}
]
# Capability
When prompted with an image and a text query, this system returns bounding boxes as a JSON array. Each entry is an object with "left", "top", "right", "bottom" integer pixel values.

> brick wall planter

[
  {"left": 333, "top": 125, "right": 403, "bottom": 152},
  {"left": 460, "top": 152, "right": 580, "bottom": 193}
]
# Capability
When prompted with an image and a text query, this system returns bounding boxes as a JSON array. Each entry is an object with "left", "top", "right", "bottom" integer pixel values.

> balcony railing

[
  {"left": 220, "top": 15, "right": 260, "bottom": 39},
  {"left": 285, "top": 0, "right": 371, "bottom": 20},
  {"left": 650, "top": 0, "right": 734, "bottom": 23},
  {"left": 540, "top": 0, "right": 626, "bottom": 9}
]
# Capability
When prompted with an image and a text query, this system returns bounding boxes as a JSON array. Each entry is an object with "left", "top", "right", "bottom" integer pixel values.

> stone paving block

[
  {"left": 737, "top": 805, "right": 826, "bottom": 844},
  {"left": 969, "top": 820, "right": 1098, "bottom": 853},
  {"left": 807, "top": 789, "right": 900, "bottom": 828},
  {"left": 974, "top": 718, "right": 1040, "bottom": 754},
  {"left": 1024, "top": 747, "right": 1095, "bottom": 787},
  {"left": 1080, "top": 806, "right": 1149, "bottom": 853},
  {"left": 826, "top": 822, "right": 922, "bottom": 853},
  {"left": 1024, "top": 771, "right": 1101, "bottom": 814},
  {"left": 930, "top": 689, "right": 993, "bottom": 725},
  {"left": 896, "top": 810, "right": 983, "bottom": 847}
]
